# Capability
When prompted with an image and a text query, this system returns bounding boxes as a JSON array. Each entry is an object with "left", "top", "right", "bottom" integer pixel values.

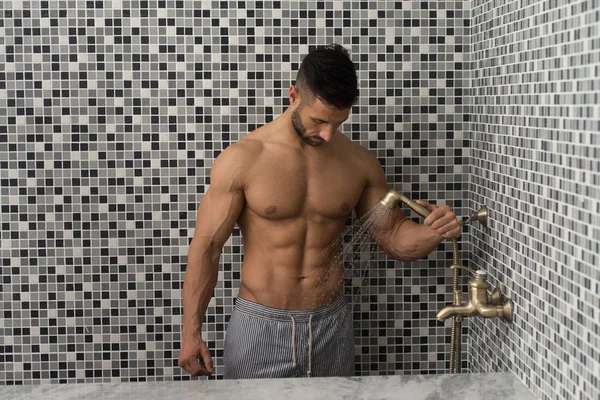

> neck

[{"left": 273, "top": 108, "right": 309, "bottom": 149}]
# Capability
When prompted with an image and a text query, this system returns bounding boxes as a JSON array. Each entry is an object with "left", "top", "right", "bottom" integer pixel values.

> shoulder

[
  {"left": 210, "top": 133, "right": 264, "bottom": 189},
  {"left": 337, "top": 134, "right": 384, "bottom": 178},
  {"left": 215, "top": 135, "right": 263, "bottom": 166},
  {"left": 337, "top": 134, "right": 386, "bottom": 189}
]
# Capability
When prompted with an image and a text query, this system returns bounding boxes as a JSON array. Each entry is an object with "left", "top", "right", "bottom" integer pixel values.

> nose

[{"left": 319, "top": 126, "right": 336, "bottom": 142}]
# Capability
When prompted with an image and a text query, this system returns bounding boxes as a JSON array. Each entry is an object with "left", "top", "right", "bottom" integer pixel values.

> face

[{"left": 289, "top": 86, "right": 350, "bottom": 147}]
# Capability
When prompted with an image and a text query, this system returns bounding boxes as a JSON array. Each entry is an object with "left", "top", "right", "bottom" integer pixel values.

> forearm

[
  {"left": 384, "top": 219, "right": 445, "bottom": 262},
  {"left": 182, "top": 245, "right": 220, "bottom": 336}
]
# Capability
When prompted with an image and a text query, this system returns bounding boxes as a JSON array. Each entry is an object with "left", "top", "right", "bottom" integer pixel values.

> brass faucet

[
  {"left": 379, "top": 189, "right": 495, "bottom": 374},
  {"left": 436, "top": 265, "right": 513, "bottom": 323}
]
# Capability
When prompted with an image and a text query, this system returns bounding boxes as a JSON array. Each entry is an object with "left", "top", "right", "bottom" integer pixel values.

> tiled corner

[{"left": 467, "top": 0, "right": 600, "bottom": 399}]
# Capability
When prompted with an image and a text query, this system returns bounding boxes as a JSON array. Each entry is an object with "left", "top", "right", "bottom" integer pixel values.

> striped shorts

[{"left": 223, "top": 294, "right": 355, "bottom": 379}]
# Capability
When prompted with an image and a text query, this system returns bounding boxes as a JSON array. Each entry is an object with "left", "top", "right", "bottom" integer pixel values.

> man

[{"left": 178, "top": 44, "right": 461, "bottom": 379}]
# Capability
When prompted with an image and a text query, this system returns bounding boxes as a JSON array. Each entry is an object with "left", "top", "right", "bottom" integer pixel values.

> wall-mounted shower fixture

[
  {"left": 436, "top": 265, "right": 514, "bottom": 322},
  {"left": 379, "top": 190, "right": 489, "bottom": 228},
  {"left": 379, "top": 190, "right": 510, "bottom": 375}
]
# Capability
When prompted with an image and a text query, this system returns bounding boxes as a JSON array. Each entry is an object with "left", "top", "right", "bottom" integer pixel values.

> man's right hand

[{"left": 178, "top": 331, "right": 214, "bottom": 377}]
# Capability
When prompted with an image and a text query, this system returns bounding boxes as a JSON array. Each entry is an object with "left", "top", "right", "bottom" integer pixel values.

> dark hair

[{"left": 295, "top": 44, "right": 359, "bottom": 109}]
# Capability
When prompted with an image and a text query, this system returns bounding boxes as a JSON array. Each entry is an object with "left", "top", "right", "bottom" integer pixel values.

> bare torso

[{"left": 235, "top": 119, "right": 376, "bottom": 309}]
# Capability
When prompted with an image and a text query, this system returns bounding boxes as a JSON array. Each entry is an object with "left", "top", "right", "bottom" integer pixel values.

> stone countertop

[{"left": 0, "top": 372, "right": 536, "bottom": 400}]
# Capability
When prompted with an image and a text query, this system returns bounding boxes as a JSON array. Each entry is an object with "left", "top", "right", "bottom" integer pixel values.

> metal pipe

[
  {"left": 449, "top": 318, "right": 456, "bottom": 374},
  {"left": 449, "top": 237, "right": 460, "bottom": 374},
  {"left": 455, "top": 316, "right": 462, "bottom": 373}
]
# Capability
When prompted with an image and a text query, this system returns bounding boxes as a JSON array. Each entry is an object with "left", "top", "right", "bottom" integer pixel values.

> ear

[{"left": 289, "top": 85, "right": 301, "bottom": 107}]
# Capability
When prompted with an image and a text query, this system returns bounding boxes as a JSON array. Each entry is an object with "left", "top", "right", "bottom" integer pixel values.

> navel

[
  {"left": 265, "top": 205, "right": 278, "bottom": 215},
  {"left": 341, "top": 202, "right": 350, "bottom": 212}
]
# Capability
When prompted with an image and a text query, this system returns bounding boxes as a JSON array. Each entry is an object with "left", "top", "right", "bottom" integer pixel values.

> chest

[{"left": 243, "top": 151, "right": 365, "bottom": 220}]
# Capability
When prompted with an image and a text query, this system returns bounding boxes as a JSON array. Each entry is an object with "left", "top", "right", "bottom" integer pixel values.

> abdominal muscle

[{"left": 237, "top": 215, "right": 348, "bottom": 310}]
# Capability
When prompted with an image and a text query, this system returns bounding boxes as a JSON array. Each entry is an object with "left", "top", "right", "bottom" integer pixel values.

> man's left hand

[{"left": 415, "top": 200, "right": 462, "bottom": 239}]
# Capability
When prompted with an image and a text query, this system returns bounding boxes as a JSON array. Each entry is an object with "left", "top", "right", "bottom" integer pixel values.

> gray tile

[{"left": 467, "top": 0, "right": 600, "bottom": 399}]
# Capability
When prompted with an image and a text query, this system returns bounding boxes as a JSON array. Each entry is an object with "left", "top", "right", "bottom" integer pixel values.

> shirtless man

[{"left": 178, "top": 44, "right": 461, "bottom": 379}]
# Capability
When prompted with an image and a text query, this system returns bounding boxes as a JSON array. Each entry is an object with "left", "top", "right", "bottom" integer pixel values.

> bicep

[
  {"left": 355, "top": 156, "right": 392, "bottom": 218},
  {"left": 191, "top": 185, "right": 245, "bottom": 251},
  {"left": 189, "top": 146, "right": 247, "bottom": 253},
  {"left": 355, "top": 158, "right": 406, "bottom": 234}
]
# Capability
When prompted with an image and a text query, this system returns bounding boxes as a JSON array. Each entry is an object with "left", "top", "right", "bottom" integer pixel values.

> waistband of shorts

[{"left": 233, "top": 293, "right": 347, "bottom": 322}]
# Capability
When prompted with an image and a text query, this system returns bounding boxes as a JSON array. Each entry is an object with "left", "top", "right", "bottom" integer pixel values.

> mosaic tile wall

[
  {"left": 0, "top": 0, "right": 469, "bottom": 383},
  {"left": 466, "top": 0, "right": 600, "bottom": 399}
]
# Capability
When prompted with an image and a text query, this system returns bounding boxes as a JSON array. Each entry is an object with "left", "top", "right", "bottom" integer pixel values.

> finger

[
  {"left": 430, "top": 209, "right": 457, "bottom": 230},
  {"left": 437, "top": 221, "right": 461, "bottom": 236},
  {"left": 179, "top": 355, "right": 208, "bottom": 376},
  {"left": 415, "top": 200, "right": 439, "bottom": 212},
  {"left": 186, "top": 358, "right": 211, "bottom": 376},
  {"left": 199, "top": 345, "right": 214, "bottom": 374},
  {"left": 423, "top": 206, "right": 446, "bottom": 226},
  {"left": 444, "top": 226, "right": 462, "bottom": 238}
]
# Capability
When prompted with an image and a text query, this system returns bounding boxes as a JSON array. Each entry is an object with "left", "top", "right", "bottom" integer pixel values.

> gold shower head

[{"left": 379, "top": 190, "right": 431, "bottom": 219}]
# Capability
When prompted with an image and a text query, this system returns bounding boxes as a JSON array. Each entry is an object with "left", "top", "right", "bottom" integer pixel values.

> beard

[{"left": 291, "top": 107, "right": 325, "bottom": 147}]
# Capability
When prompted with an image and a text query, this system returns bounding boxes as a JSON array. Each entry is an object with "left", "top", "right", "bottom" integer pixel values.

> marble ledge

[{"left": 0, "top": 372, "right": 536, "bottom": 400}]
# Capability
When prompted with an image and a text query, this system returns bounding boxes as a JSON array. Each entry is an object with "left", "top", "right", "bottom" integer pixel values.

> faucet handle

[
  {"left": 450, "top": 265, "right": 488, "bottom": 279},
  {"left": 449, "top": 264, "right": 476, "bottom": 275}
]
